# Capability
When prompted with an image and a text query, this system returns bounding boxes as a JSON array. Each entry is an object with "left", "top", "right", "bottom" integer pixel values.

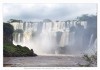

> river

[{"left": 3, "top": 55, "right": 88, "bottom": 67}]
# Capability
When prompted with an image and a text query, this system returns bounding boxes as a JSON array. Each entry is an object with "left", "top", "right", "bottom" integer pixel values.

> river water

[{"left": 3, "top": 55, "right": 89, "bottom": 67}]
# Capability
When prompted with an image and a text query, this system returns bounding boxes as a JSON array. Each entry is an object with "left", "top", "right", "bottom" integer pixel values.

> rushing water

[{"left": 10, "top": 20, "right": 96, "bottom": 55}]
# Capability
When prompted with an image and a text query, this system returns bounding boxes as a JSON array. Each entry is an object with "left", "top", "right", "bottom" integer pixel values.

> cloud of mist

[{"left": 20, "top": 32, "right": 57, "bottom": 55}]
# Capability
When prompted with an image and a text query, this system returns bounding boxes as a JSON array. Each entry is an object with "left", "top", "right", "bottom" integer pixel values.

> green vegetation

[
  {"left": 3, "top": 23, "right": 37, "bottom": 57},
  {"left": 3, "top": 43, "right": 37, "bottom": 57}
]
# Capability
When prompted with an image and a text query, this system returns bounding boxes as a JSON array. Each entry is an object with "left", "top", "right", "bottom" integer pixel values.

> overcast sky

[{"left": 3, "top": 3, "right": 97, "bottom": 21}]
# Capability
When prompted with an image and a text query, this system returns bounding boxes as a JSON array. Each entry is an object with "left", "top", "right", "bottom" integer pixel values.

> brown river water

[{"left": 3, "top": 55, "right": 89, "bottom": 67}]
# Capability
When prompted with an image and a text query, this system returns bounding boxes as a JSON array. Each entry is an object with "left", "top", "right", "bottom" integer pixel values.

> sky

[{"left": 3, "top": 3, "right": 97, "bottom": 21}]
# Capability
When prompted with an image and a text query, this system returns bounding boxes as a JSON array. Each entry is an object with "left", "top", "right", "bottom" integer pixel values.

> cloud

[{"left": 3, "top": 3, "right": 97, "bottom": 21}]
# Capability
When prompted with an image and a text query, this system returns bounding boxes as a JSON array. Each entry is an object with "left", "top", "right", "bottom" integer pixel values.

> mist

[{"left": 10, "top": 15, "right": 97, "bottom": 55}]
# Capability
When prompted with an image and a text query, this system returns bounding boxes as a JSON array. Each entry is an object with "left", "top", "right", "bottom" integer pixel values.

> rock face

[
  {"left": 56, "top": 47, "right": 67, "bottom": 54},
  {"left": 3, "top": 23, "right": 14, "bottom": 44}
]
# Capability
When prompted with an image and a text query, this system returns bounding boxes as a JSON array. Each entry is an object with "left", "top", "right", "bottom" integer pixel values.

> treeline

[{"left": 3, "top": 23, "right": 37, "bottom": 57}]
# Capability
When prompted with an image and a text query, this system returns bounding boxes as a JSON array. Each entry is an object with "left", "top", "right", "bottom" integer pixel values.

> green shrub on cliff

[{"left": 3, "top": 44, "right": 37, "bottom": 57}]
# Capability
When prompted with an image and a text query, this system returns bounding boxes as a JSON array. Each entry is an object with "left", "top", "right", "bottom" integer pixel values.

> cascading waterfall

[
  {"left": 18, "top": 33, "right": 20, "bottom": 43},
  {"left": 88, "top": 34, "right": 93, "bottom": 48},
  {"left": 84, "top": 34, "right": 97, "bottom": 55},
  {"left": 10, "top": 20, "right": 96, "bottom": 55}
]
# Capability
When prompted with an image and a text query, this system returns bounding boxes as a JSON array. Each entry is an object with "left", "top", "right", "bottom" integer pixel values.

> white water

[{"left": 10, "top": 20, "right": 96, "bottom": 55}]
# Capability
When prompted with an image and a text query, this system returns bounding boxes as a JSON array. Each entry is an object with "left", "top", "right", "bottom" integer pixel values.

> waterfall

[
  {"left": 88, "top": 34, "right": 93, "bottom": 48},
  {"left": 10, "top": 20, "right": 94, "bottom": 55},
  {"left": 18, "top": 33, "right": 20, "bottom": 43},
  {"left": 84, "top": 34, "right": 97, "bottom": 55}
]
